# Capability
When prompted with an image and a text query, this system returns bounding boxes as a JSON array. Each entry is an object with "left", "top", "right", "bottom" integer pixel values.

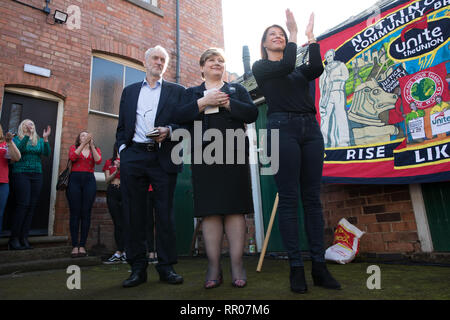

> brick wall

[
  {"left": 321, "top": 184, "right": 420, "bottom": 254},
  {"left": 0, "top": 0, "right": 225, "bottom": 250}
]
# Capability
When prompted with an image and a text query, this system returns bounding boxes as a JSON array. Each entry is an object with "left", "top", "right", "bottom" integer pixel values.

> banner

[{"left": 316, "top": 0, "right": 450, "bottom": 184}]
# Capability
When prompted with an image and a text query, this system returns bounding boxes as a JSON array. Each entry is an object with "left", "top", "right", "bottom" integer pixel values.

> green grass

[{"left": 0, "top": 256, "right": 449, "bottom": 300}]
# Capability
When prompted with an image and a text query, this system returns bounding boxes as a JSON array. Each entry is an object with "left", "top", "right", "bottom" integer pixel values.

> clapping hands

[
  {"left": 305, "top": 13, "right": 315, "bottom": 41},
  {"left": 285, "top": 9, "right": 298, "bottom": 35},
  {"left": 5, "top": 132, "right": 14, "bottom": 143},
  {"left": 43, "top": 125, "right": 51, "bottom": 142},
  {"left": 113, "top": 159, "right": 120, "bottom": 169},
  {"left": 285, "top": 10, "right": 315, "bottom": 43}
]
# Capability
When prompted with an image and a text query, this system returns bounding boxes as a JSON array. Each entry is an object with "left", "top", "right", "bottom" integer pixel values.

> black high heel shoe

[{"left": 8, "top": 238, "right": 26, "bottom": 250}]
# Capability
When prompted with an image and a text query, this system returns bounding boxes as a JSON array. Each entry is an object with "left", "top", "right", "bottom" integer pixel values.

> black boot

[
  {"left": 311, "top": 261, "right": 341, "bottom": 290},
  {"left": 20, "top": 238, "right": 33, "bottom": 250},
  {"left": 123, "top": 269, "right": 148, "bottom": 288},
  {"left": 8, "top": 238, "right": 26, "bottom": 250},
  {"left": 290, "top": 266, "right": 308, "bottom": 294}
]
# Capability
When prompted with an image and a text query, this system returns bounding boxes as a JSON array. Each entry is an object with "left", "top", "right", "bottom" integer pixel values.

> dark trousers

[
  {"left": 268, "top": 112, "right": 326, "bottom": 267},
  {"left": 66, "top": 172, "right": 97, "bottom": 248},
  {"left": 0, "top": 183, "right": 9, "bottom": 234},
  {"left": 120, "top": 144, "right": 178, "bottom": 272},
  {"left": 146, "top": 191, "right": 155, "bottom": 253},
  {"left": 106, "top": 184, "right": 125, "bottom": 252},
  {"left": 11, "top": 172, "right": 43, "bottom": 239}
]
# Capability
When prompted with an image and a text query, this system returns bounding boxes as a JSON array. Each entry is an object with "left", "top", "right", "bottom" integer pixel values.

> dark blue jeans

[
  {"left": 0, "top": 183, "right": 9, "bottom": 234},
  {"left": 106, "top": 184, "right": 125, "bottom": 252},
  {"left": 11, "top": 173, "right": 43, "bottom": 239},
  {"left": 267, "top": 112, "right": 326, "bottom": 267},
  {"left": 66, "top": 172, "right": 97, "bottom": 248}
]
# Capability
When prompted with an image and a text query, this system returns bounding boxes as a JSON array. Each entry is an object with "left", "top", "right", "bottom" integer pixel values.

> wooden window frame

[
  {"left": 88, "top": 54, "right": 146, "bottom": 187},
  {"left": 125, "top": 0, "right": 164, "bottom": 17}
]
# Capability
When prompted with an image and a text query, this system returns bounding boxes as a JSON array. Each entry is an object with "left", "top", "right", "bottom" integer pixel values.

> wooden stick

[
  {"left": 256, "top": 193, "right": 279, "bottom": 272},
  {"left": 190, "top": 218, "right": 202, "bottom": 256}
]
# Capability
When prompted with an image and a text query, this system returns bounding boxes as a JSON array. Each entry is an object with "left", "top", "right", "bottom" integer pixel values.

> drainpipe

[
  {"left": 176, "top": 0, "right": 181, "bottom": 84},
  {"left": 243, "top": 45, "right": 252, "bottom": 80}
]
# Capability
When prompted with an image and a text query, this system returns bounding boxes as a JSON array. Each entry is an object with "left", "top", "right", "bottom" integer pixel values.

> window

[
  {"left": 142, "top": 0, "right": 158, "bottom": 6},
  {"left": 125, "top": 0, "right": 163, "bottom": 16},
  {"left": 88, "top": 54, "right": 146, "bottom": 174}
]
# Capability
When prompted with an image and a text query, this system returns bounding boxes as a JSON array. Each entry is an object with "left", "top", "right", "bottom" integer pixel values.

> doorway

[
  {"left": 422, "top": 181, "right": 450, "bottom": 252},
  {"left": 0, "top": 91, "right": 60, "bottom": 237}
]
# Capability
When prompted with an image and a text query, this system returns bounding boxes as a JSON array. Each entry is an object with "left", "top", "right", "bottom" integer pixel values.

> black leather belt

[
  {"left": 270, "top": 112, "right": 315, "bottom": 119},
  {"left": 131, "top": 142, "right": 157, "bottom": 152}
]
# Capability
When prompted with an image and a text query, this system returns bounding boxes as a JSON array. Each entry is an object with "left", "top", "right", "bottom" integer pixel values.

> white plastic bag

[{"left": 325, "top": 218, "right": 365, "bottom": 264}]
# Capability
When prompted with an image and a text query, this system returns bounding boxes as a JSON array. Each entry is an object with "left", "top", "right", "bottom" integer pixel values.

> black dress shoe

[
  {"left": 8, "top": 238, "right": 26, "bottom": 250},
  {"left": 311, "top": 261, "right": 342, "bottom": 290},
  {"left": 122, "top": 270, "right": 147, "bottom": 288},
  {"left": 159, "top": 270, "right": 184, "bottom": 284},
  {"left": 290, "top": 266, "right": 308, "bottom": 294},
  {"left": 20, "top": 238, "right": 33, "bottom": 250}
]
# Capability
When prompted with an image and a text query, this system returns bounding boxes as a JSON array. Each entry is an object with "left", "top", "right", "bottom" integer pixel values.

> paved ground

[{"left": 0, "top": 256, "right": 449, "bottom": 300}]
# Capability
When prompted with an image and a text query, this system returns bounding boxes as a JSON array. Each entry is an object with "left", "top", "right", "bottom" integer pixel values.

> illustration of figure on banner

[
  {"left": 405, "top": 102, "right": 426, "bottom": 143},
  {"left": 319, "top": 49, "right": 350, "bottom": 147},
  {"left": 386, "top": 86, "right": 410, "bottom": 140},
  {"left": 430, "top": 96, "right": 450, "bottom": 139},
  {"left": 347, "top": 79, "right": 398, "bottom": 146}
]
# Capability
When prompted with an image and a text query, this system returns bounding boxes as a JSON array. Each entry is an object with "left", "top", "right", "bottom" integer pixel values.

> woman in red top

[
  {"left": 102, "top": 144, "right": 126, "bottom": 264},
  {"left": 66, "top": 131, "right": 101, "bottom": 258},
  {"left": 0, "top": 125, "right": 21, "bottom": 236}
]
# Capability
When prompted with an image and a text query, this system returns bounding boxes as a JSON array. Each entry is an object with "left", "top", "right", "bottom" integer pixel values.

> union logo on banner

[
  {"left": 399, "top": 62, "right": 449, "bottom": 109},
  {"left": 431, "top": 109, "right": 450, "bottom": 136}
]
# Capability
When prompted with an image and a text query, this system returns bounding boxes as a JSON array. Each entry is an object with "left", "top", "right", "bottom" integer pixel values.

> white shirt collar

[{"left": 142, "top": 77, "right": 162, "bottom": 88}]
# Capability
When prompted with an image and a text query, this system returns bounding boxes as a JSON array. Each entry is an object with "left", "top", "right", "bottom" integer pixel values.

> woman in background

[
  {"left": 103, "top": 144, "right": 126, "bottom": 264},
  {"left": 0, "top": 125, "right": 21, "bottom": 236},
  {"left": 9, "top": 119, "right": 51, "bottom": 250},
  {"left": 67, "top": 131, "right": 101, "bottom": 258}
]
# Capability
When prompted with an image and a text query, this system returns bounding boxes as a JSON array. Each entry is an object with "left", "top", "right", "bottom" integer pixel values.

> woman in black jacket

[
  {"left": 252, "top": 10, "right": 340, "bottom": 293},
  {"left": 175, "top": 48, "right": 258, "bottom": 289}
]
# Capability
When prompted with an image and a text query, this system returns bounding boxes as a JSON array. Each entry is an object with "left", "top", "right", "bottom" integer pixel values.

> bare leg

[
  {"left": 202, "top": 215, "right": 224, "bottom": 280},
  {"left": 224, "top": 214, "right": 246, "bottom": 282}
]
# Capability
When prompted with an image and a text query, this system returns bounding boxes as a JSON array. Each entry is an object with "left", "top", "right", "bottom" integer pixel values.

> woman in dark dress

[
  {"left": 252, "top": 10, "right": 340, "bottom": 293},
  {"left": 176, "top": 48, "right": 258, "bottom": 289}
]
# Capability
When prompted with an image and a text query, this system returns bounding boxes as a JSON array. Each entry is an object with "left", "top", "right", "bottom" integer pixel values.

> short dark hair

[
  {"left": 199, "top": 48, "right": 225, "bottom": 79},
  {"left": 260, "top": 24, "right": 289, "bottom": 60}
]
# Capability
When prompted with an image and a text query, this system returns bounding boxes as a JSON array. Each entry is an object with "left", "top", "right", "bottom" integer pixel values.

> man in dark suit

[{"left": 117, "top": 45, "right": 185, "bottom": 288}]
